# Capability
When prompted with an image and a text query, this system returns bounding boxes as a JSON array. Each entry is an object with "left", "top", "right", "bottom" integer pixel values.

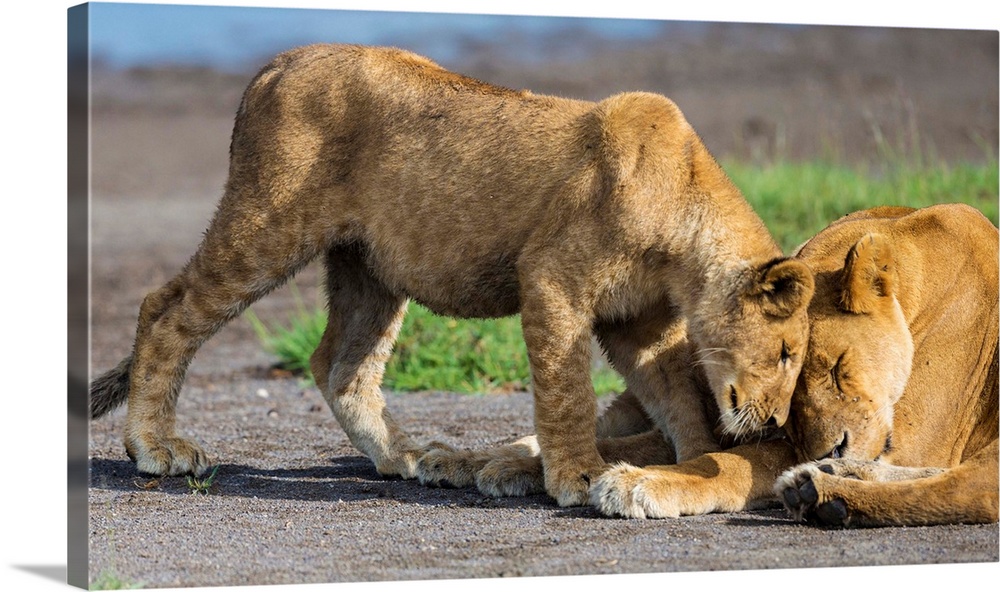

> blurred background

[{"left": 89, "top": 1, "right": 998, "bottom": 168}]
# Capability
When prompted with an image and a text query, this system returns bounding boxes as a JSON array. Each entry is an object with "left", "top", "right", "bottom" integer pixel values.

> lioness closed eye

[{"left": 90, "top": 44, "right": 813, "bottom": 507}]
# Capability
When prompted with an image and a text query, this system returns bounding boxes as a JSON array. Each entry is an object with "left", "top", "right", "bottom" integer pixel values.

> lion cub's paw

[
  {"left": 476, "top": 455, "right": 546, "bottom": 497},
  {"left": 415, "top": 442, "right": 484, "bottom": 489},
  {"left": 373, "top": 440, "right": 455, "bottom": 480},
  {"left": 774, "top": 462, "right": 849, "bottom": 526},
  {"left": 589, "top": 463, "right": 679, "bottom": 519},
  {"left": 126, "top": 435, "right": 211, "bottom": 477}
]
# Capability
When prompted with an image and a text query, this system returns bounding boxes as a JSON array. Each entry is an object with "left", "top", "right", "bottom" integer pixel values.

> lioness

[
  {"left": 89, "top": 44, "right": 813, "bottom": 507},
  {"left": 774, "top": 204, "right": 998, "bottom": 526},
  {"left": 585, "top": 203, "right": 998, "bottom": 525}
]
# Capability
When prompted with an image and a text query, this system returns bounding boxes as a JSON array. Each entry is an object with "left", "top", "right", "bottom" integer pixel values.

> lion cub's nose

[{"left": 767, "top": 405, "right": 789, "bottom": 428}]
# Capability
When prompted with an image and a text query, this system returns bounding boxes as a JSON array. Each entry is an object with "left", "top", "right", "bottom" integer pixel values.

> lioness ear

[
  {"left": 840, "top": 233, "right": 897, "bottom": 314},
  {"left": 753, "top": 258, "right": 815, "bottom": 318}
]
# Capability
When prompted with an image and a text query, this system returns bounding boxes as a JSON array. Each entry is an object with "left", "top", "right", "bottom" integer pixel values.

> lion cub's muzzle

[{"left": 721, "top": 383, "right": 790, "bottom": 440}]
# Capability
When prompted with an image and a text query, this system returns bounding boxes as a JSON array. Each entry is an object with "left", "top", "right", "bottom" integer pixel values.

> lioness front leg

[
  {"left": 311, "top": 247, "right": 441, "bottom": 479},
  {"left": 775, "top": 440, "right": 999, "bottom": 527},
  {"left": 591, "top": 440, "right": 796, "bottom": 518}
]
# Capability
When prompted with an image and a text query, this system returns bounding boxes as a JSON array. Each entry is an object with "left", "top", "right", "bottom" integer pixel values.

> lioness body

[
  {"left": 774, "top": 204, "right": 998, "bottom": 526},
  {"left": 586, "top": 204, "right": 998, "bottom": 525},
  {"left": 90, "top": 44, "right": 813, "bottom": 506}
]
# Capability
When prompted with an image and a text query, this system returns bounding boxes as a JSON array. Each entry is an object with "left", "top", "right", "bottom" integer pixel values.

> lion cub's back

[{"left": 231, "top": 45, "right": 599, "bottom": 317}]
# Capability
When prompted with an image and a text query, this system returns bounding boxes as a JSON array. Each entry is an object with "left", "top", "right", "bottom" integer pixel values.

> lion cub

[{"left": 91, "top": 44, "right": 813, "bottom": 506}]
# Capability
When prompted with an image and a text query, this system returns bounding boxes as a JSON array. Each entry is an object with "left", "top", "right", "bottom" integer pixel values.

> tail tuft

[{"left": 90, "top": 356, "right": 133, "bottom": 419}]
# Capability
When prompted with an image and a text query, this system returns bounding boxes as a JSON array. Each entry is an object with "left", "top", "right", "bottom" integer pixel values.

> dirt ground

[{"left": 84, "top": 24, "right": 998, "bottom": 589}]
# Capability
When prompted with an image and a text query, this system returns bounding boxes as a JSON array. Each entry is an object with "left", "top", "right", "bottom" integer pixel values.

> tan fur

[
  {"left": 89, "top": 44, "right": 812, "bottom": 506},
  {"left": 587, "top": 204, "right": 998, "bottom": 525},
  {"left": 775, "top": 204, "right": 998, "bottom": 526}
]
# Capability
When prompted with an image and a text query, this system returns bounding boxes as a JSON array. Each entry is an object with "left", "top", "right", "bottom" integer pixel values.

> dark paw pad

[
  {"left": 782, "top": 485, "right": 801, "bottom": 509},
  {"left": 798, "top": 477, "right": 818, "bottom": 505},
  {"left": 815, "top": 498, "right": 849, "bottom": 527}
]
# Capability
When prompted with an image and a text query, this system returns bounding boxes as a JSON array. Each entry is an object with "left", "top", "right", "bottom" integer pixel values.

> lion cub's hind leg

[
  {"left": 310, "top": 246, "right": 444, "bottom": 479},
  {"left": 124, "top": 272, "right": 218, "bottom": 476},
  {"left": 124, "top": 206, "right": 322, "bottom": 476}
]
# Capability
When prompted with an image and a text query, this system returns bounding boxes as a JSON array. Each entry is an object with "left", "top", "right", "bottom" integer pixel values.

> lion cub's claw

[
  {"left": 551, "top": 479, "right": 591, "bottom": 507},
  {"left": 544, "top": 462, "right": 611, "bottom": 508}
]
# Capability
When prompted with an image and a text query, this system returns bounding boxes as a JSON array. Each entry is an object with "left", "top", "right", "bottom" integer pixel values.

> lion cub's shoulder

[{"left": 590, "top": 92, "right": 691, "bottom": 146}]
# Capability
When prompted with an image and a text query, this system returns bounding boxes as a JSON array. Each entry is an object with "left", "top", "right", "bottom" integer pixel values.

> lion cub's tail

[{"left": 90, "top": 356, "right": 133, "bottom": 419}]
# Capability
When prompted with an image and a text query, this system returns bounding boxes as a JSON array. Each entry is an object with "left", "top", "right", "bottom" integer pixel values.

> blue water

[{"left": 86, "top": 2, "right": 671, "bottom": 71}]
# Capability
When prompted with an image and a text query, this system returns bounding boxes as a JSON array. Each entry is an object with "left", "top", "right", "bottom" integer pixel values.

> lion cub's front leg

[{"left": 518, "top": 273, "right": 609, "bottom": 506}]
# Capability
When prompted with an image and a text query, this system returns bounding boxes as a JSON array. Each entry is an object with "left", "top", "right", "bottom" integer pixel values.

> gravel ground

[
  {"left": 88, "top": 385, "right": 998, "bottom": 588},
  {"left": 82, "top": 22, "right": 998, "bottom": 589}
]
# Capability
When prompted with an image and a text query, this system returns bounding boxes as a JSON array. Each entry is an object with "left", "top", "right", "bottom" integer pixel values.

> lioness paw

[
  {"left": 774, "top": 462, "right": 849, "bottom": 527},
  {"left": 589, "top": 464, "right": 680, "bottom": 519}
]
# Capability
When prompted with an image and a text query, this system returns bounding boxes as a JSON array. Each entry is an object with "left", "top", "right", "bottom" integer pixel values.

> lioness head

[
  {"left": 691, "top": 257, "right": 815, "bottom": 439},
  {"left": 787, "top": 233, "right": 914, "bottom": 461}
]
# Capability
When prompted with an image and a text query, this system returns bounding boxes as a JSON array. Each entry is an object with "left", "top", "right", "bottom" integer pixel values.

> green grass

[
  {"left": 725, "top": 159, "right": 998, "bottom": 253},
  {"left": 186, "top": 465, "right": 221, "bottom": 495},
  {"left": 387, "top": 305, "right": 533, "bottom": 393},
  {"left": 248, "top": 302, "right": 627, "bottom": 395},
  {"left": 245, "top": 284, "right": 324, "bottom": 378},
  {"left": 90, "top": 569, "right": 144, "bottom": 590},
  {"left": 247, "top": 157, "right": 997, "bottom": 395}
]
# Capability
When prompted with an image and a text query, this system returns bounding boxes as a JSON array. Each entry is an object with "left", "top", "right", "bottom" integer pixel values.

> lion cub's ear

[
  {"left": 753, "top": 258, "right": 815, "bottom": 318},
  {"left": 840, "top": 233, "right": 897, "bottom": 314}
]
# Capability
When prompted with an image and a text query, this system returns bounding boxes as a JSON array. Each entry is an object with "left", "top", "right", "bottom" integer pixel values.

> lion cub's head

[
  {"left": 691, "top": 258, "right": 815, "bottom": 440},
  {"left": 787, "top": 233, "right": 914, "bottom": 462}
]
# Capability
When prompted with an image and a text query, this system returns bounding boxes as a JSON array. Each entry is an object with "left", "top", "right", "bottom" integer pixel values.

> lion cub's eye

[{"left": 780, "top": 341, "right": 791, "bottom": 364}]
